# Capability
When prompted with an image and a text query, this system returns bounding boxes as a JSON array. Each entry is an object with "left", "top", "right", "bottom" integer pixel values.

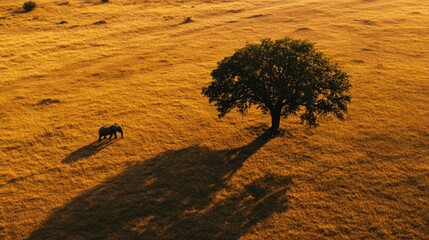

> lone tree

[{"left": 202, "top": 37, "right": 351, "bottom": 132}]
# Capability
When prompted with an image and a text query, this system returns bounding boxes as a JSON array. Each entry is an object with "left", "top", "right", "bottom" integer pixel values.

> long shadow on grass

[
  {"left": 30, "top": 131, "right": 292, "bottom": 239},
  {"left": 62, "top": 139, "right": 119, "bottom": 164}
]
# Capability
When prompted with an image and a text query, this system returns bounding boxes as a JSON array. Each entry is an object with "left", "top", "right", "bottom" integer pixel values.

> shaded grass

[
  {"left": 30, "top": 132, "right": 292, "bottom": 239},
  {"left": 62, "top": 139, "right": 119, "bottom": 164}
]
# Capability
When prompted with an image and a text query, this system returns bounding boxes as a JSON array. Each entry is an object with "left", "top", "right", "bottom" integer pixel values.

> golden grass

[{"left": 1, "top": 0, "right": 428, "bottom": 239}]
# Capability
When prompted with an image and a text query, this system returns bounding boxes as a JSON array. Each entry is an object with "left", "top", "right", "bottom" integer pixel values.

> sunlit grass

[{"left": 0, "top": 0, "right": 428, "bottom": 239}]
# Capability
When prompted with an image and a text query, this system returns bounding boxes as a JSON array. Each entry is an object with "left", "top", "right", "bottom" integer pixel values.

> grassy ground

[{"left": 1, "top": 0, "right": 428, "bottom": 239}]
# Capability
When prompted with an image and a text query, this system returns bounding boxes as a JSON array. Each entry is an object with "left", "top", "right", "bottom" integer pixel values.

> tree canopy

[{"left": 202, "top": 37, "right": 351, "bottom": 132}]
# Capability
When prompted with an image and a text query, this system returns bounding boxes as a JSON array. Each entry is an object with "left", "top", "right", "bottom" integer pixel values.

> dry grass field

[{"left": 1, "top": 0, "right": 428, "bottom": 239}]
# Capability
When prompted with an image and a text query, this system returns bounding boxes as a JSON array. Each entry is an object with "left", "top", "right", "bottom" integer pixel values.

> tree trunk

[{"left": 270, "top": 110, "right": 281, "bottom": 132}]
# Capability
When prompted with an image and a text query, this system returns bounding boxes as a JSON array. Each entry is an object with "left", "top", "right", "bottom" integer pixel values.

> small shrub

[
  {"left": 182, "top": 17, "right": 193, "bottom": 24},
  {"left": 37, "top": 98, "right": 61, "bottom": 106},
  {"left": 101, "top": 0, "right": 109, "bottom": 3},
  {"left": 57, "top": 1, "right": 69, "bottom": 6},
  {"left": 23, "top": 1, "right": 36, "bottom": 12},
  {"left": 93, "top": 20, "right": 107, "bottom": 25}
]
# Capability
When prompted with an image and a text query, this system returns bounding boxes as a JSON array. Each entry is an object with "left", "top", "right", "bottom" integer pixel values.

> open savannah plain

[{"left": 1, "top": 0, "right": 428, "bottom": 239}]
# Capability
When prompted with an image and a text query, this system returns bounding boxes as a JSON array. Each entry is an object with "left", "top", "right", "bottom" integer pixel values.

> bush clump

[
  {"left": 23, "top": 1, "right": 36, "bottom": 12},
  {"left": 182, "top": 17, "right": 193, "bottom": 24},
  {"left": 101, "top": 0, "right": 109, "bottom": 3},
  {"left": 37, "top": 98, "right": 61, "bottom": 106}
]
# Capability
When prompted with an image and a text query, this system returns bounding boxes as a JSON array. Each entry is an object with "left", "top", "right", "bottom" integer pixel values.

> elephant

[{"left": 98, "top": 123, "right": 123, "bottom": 141}]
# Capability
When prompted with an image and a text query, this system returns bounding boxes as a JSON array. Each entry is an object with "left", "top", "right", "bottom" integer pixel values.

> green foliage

[
  {"left": 101, "top": 0, "right": 109, "bottom": 3},
  {"left": 202, "top": 37, "right": 351, "bottom": 131},
  {"left": 23, "top": 1, "right": 36, "bottom": 12}
]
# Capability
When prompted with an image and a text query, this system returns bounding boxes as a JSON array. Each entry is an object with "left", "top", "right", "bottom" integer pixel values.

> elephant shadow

[
  {"left": 62, "top": 139, "right": 119, "bottom": 164},
  {"left": 30, "top": 131, "right": 293, "bottom": 239}
]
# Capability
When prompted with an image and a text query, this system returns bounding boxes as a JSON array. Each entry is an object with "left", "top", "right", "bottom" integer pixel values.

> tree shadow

[
  {"left": 226, "top": 129, "right": 276, "bottom": 165},
  {"left": 244, "top": 123, "right": 292, "bottom": 139},
  {"left": 62, "top": 139, "right": 119, "bottom": 164},
  {"left": 30, "top": 131, "right": 292, "bottom": 239}
]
